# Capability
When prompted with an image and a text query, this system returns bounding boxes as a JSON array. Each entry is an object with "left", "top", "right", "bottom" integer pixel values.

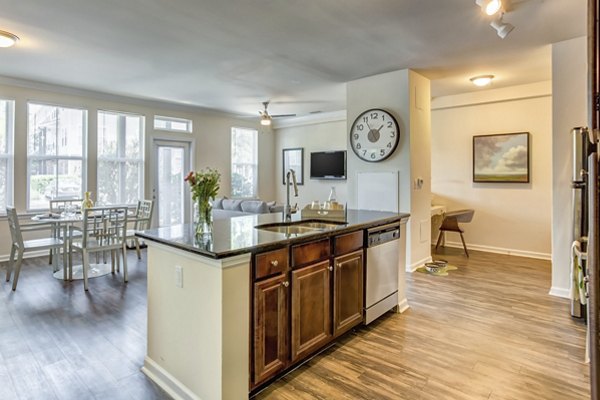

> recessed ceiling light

[
  {"left": 470, "top": 75, "right": 495, "bottom": 87},
  {"left": 0, "top": 30, "right": 19, "bottom": 48}
]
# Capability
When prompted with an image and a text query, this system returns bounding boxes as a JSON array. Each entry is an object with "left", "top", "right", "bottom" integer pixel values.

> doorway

[{"left": 152, "top": 139, "right": 192, "bottom": 227}]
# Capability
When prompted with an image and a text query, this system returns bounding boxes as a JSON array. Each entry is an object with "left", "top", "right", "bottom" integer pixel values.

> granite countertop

[{"left": 136, "top": 209, "right": 410, "bottom": 259}]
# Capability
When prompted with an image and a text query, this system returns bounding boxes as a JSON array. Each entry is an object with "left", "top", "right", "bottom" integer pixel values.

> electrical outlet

[{"left": 175, "top": 265, "right": 183, "bottom": 288}]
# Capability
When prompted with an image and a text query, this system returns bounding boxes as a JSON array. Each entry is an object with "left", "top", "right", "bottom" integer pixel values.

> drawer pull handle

[
  {"left": 328, "top": 265, "right": 333, "bottom": 271},
  {"left": 282, "top": 281, "right": 289, "bottom": 287},
  {"left": 270, "top": 260, "right": 279, "bottom": 267}
]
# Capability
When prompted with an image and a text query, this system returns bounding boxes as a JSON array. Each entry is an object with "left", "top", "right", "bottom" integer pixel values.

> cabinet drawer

[
  {"left": 255, "top": 248, "right": 288, "bottom": 280},
  {"left": 334, "top": 230, "right": 364, "bottom": 256},
  {"left": 291, "top": 239, "right": 330, "bottom": 267}
]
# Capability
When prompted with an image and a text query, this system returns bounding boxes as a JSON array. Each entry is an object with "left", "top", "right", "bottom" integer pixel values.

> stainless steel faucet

[{"left": 284, "top": 169, "right": 298, "bottom": 221}]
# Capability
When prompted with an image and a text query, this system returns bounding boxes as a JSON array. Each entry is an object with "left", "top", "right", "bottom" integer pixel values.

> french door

[{"left": 152, "top": 139, "right": 192, "bottom": 228}]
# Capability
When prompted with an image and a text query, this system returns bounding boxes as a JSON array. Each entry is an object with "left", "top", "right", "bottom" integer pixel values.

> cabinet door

[
  {"left": 253, "top": 274, "right": 289, "bottom": 385},
  {"left": 333, "top": 250, "right": 364, "bottom": 337},
  {"left": 291, "top": 260, "right": 332, "bottom": 362}
]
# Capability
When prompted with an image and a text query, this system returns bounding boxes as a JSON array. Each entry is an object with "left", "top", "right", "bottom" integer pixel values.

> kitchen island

[{"left": 136, "top": 210, "right": 409, "bottom": 400}]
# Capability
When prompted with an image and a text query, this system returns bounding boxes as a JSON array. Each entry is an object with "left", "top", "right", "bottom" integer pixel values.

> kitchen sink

[{"left": 255, "top": 220, "right": 346, "bottom": 234}]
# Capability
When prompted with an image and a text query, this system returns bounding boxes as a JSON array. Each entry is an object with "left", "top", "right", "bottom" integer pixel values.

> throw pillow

[
  {"left": 222, "top": 199, "right": 244, "bottom": 211},
  {"left": 211, "top": 196, "right": 227, "bottom": 209},
  {"left": 241, "top": 200, "right": 269, "bottom": 214}
]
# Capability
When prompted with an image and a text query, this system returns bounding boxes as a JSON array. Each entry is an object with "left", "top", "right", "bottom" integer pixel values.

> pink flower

[{"left": 184, "top": 171, "right": 196, "bottom": 185}]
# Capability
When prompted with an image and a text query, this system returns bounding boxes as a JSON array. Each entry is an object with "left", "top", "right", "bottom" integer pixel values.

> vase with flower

[{"left": 184, "top": 168, "right": 221, "bottom": 238}]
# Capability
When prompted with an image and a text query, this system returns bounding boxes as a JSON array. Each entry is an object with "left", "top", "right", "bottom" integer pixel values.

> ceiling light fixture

[
  {"left": 0, "top": 30, "right": 19, "bottom": 48},
  {"left": 470, "top": 75, "right": 495, "bottom": 87},
  {"left": 476, "top": 0, "right": 503, "bottom": 16},
  {"left": 260, "top": 114, "right": 272, "bottom": 126},
  {"left": 490, "top": 16, "right": 514, "bottom": 39}
]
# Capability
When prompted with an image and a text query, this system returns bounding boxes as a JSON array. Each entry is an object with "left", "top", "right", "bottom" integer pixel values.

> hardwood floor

[
  {"left": 0, "top": 250, "right": 170, "bottom": 400},
  {"left": 1, "top": 247, "right": 590, "bottom": 399},
  {"left": 255, "top": 248, "right": 590, "bottom": 400}
]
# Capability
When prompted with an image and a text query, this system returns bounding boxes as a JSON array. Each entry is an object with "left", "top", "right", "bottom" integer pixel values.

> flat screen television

[{"left": 310, "top": 151, "right": 346, "bottom": 180}]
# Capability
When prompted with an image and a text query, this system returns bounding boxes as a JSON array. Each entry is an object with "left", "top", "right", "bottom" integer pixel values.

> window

[
  {"left": 154, "top": 115, "right": 192, "bottom": 133},
  {"left": 97, "top": 111, "right": 144, "bottom": 205},
  {"left": 0, "top": 99, "right": 14, "bottom": 213},
  {"left": 27, "top": 103, "right": 86, "bottom": 210},
  {"left": 231, "top": 127, "right": 258, "bottom": 198}
]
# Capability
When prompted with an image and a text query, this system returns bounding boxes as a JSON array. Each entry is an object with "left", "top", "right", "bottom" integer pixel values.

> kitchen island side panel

[{"left": 143, "top": 242, "right": 250, "bottom": 400}]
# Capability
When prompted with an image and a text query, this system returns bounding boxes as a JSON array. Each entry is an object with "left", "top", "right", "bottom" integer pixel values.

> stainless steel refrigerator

[{"left": 586, "top": 2, "right": 600, "bottom": 398}]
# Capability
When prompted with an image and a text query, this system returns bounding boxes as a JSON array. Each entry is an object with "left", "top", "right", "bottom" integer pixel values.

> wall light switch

[
  {"left": 175, "top": 265, "right": 183, "bottom": 288},
  {"left": 414, "top": 177, "right": 424, "bottom": 190}
]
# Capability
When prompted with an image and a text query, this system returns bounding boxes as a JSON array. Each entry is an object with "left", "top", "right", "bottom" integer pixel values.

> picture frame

[
  {"left": 473, "top": 132, "right": 530, "bottom": 183},
  {"left": 282, "top": 148, "right": 304, "bottom": 185}
]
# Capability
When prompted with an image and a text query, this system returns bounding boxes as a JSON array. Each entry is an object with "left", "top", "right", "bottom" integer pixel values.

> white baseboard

[
  {"left": 442, "top": 241, "right": 551, "bottom": 261},
  {"left": 0, "top": 249, "right": 48, "bottom": 263},
  {"left": 549, "top": 286, "right": 570, "bottom": 299},
  {"left": 408, "top": 255, "right": 432, "bottom": 272},
  {"left": 398, "top": 298, "right": 410, "bottom": 313},
  {"left": 141, "top": 357, "right": 200, "bottom": 400}
]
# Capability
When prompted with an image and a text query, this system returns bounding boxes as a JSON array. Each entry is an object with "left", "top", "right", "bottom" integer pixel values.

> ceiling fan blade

[{"left": 271, "top": 114, "right": 296, "bottom": 118}]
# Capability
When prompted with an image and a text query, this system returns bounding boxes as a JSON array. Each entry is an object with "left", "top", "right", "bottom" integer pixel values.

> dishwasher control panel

[{"left": 367, "top": 224, "right": 400, "bottom": 247}]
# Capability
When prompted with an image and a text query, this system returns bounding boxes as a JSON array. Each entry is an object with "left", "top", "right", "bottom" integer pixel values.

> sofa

[{"left": 211, "top": 198, "right": 283, "bottom": 220}]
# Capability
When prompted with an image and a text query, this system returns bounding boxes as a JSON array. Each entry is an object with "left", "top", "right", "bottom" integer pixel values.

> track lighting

[
  {"left": 475, "top": 0, "right": 514, "bottom": 39},
  {"left": 476, "top": 0, "right": 503, "bottom": 16},
  {"left": 490, "top": 16, "right": 514, "bottom": 39}
]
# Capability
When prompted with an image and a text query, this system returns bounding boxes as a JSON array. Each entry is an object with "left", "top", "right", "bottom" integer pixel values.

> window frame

[
  {"left": 0, "top": 98, "right": 15, "bottom": 215},
  {"left": 230, "top": 126, "right": 258, "bottom": 199},
  {"left": 26, "top": 101, "right": 88, "bottom": 212},
  {"left": 97, "top": 109, "right": 145, "bottom": 206},
  {"left": 154, "top": 115, "right": 193, "bottom": 133}
]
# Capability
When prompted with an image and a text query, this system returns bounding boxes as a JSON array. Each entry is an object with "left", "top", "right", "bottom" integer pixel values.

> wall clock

[{"left": 350, "top": 108, "right": 400, "bottom": 162}]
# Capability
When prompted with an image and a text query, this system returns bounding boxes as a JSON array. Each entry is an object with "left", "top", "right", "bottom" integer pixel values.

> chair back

[
  {"left": 81, "top": 206, "right": 128, "bottom": 248},
  {"left": 440, "top": 209, "right": 475, "bottom": 232},
  {"left": 446, "top": 209, "right": 475, "bottom": 223},
  {"left": 6, "top": 206, "right": 23, "bottom": 248},
  {"left": 134, "top": 200, "right": 154, "bottom": 230},
  {"left": 49, "top": 199, "right": 82, "bottom": 214}
]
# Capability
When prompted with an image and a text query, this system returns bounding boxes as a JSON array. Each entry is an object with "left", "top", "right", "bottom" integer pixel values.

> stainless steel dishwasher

[{"left": 365, "top": 222, "right": 403, "bottom": 324}]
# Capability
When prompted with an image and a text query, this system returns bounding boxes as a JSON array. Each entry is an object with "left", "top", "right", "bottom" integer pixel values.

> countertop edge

[{"left": 136, "top": 213, "right": 410, "bottom": 259}]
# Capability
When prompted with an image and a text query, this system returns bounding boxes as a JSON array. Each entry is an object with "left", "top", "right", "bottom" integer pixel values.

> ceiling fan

[{"left": 259, "top": 101, "right": 296, "bottom": 126}]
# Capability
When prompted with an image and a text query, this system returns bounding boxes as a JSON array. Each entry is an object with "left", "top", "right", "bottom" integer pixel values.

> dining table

[{"left": 31, "top": 212, "right": 113, "bottom": 280}]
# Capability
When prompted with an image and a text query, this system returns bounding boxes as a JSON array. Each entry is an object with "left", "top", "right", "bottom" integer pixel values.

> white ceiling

[{"left": 0, "top": 0, "right": 587, "bottom": 118}]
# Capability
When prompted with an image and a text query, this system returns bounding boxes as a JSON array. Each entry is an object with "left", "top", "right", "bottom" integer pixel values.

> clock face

[{"left": 350, "top": 108, "right": 400, "bottom": 162}]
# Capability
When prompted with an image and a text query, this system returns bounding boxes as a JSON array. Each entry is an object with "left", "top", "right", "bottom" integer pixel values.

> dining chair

[
  {"left": 48, "top": 198, "right": 82, "bottom": 265},
  {"left": 69, "top": 206, "right": 128, "bottom": 291},
  {"left": 126, "top": 200, "right": 154, "bottom": 259},
  {"left": 435, "top": 209, "right": 475, "bottom": 257},
  {"left": 5, "top": 206, "right": 67, "bottom": 291}
]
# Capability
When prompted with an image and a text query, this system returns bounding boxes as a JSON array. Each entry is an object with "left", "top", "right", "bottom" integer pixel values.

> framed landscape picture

[{"left": 473, "top": 132, "right": 530, "bottom": 183}]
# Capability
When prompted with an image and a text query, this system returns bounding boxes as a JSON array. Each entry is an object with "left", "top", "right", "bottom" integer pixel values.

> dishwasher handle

[{"left": 368, "top": 228, "right": 400, "bottom": 247}]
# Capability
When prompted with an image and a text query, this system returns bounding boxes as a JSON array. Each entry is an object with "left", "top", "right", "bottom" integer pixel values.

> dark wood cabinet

[
  {"left": 333, "top": 250, "right": 364, "bottom": 337},
  {"left": 290, "top": 260, "right": 332, "bottom": 362},
  {"left": 253, "top": 273, "right": 289, "bottom": 385},
  {"left": 251, "top": 230, "right": 367, "bottom": 389}
]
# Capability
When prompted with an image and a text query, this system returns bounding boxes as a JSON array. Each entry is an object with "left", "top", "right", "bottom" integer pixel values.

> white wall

[
  {"left": 551, "top": 36, "right": 587, "bottom": 297},
  {"left": 431, "top": 81, "right": 552, "bottom": 259},
  {"left": 273, "top": 114, "right": 347, "bottom": 206},
  {"left": 0, "top": 79, "right": 272, "bottom": 259},
  {"left": 347, "top": 69, "right": 432, "bottom": 270}
]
